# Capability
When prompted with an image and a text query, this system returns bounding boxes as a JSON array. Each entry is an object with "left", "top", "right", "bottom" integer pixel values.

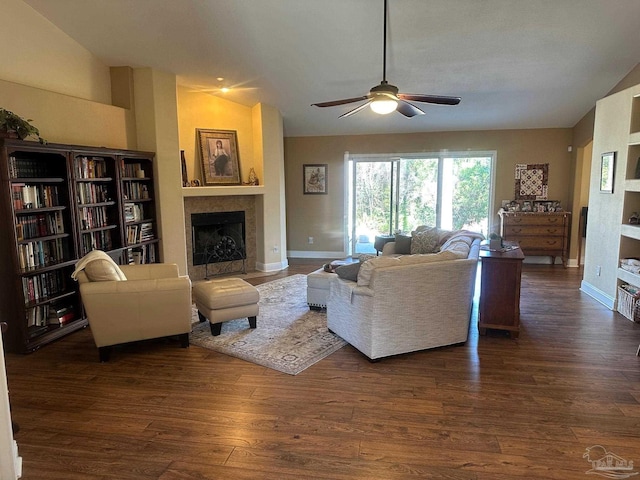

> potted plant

[{"left": 0, "top": 108, "right": 45, "bottom": 143}]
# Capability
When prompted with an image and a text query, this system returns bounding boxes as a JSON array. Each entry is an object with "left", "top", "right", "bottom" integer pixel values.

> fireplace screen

[{"left": 192, "top": 211, "right": 246, "bottom": 275}]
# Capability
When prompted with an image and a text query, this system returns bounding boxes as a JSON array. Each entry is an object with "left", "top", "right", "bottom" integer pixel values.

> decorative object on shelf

[
  {"left": 190, "top": 179, "right": 201, "bottom": 187},
  {"left": 503, "top": 199, "right": 562, "bottom": 212},
  {"left": 0, "top": 108, "right": 45, "bottom": 143},
  {"left": 600, "top": 151, "right": 616, "bottom": 193},
  {"left": 244, "top": 167, "right": 259, "bottom": 186},
  {"left": 180, "top": 150, "right": 189, "bottom": 187},
  {"left": 634, "top": 156, "right": 640, "bottom": 179},
  {"left": 197, "top": 129, "right": 241, "bottom": 186},
  {"left": 629, "top": 212, "right": 639, "bottom": 225},
  {"left": 514, "top": 163, "right": 548, "bottom": 200},
  {"left": 303, "top": 164, "right": 327, "bottom": 194}
]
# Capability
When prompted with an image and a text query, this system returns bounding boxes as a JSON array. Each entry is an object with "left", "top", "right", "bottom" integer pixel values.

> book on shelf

[{"left": 48, "top": 303, "right": 76, "bottom": 326}]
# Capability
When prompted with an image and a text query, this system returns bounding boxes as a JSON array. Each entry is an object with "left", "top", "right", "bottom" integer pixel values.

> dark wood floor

[{"left": 5, "top": 262, "right": 640, "bottom": 479}]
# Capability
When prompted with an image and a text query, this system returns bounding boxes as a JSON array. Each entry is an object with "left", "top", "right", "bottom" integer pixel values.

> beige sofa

[{"left": 327, "top": 231, "right": 482, "bottom": 361}]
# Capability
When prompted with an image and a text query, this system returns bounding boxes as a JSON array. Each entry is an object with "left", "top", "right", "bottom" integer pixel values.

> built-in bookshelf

[
  {"left": 0, "top": 139, "right": 158, "bottom": 353},
  {"left": 120, "top": 155, "right": 157, "bottom": 265}
]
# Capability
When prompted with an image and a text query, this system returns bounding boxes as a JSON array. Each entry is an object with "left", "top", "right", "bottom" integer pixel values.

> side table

[
  {"left": 478, "top": 242, "right": 525, "bottom": 338},
  {"left": 373, "top": 235, "right": 395, "bottom": 255}
]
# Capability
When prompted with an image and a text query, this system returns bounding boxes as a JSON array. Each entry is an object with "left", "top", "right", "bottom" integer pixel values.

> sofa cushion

[
  {"left": 357, "top": 256, "right": 401, "bottom": 286},
  {"left": 357, "top": 250, "right": 460, "bottom": 286},
  {"left": 394, "top": 234, "right": 412, "bottom": 254},
  {"left": 411, "top": 228, "right": 440, "bottom": 254},
  {"left": 335, "top": 262, "right": 362, "bottom": 281},
  {"left": 84, "top": 259, "right": 127, "bottom": 282}
]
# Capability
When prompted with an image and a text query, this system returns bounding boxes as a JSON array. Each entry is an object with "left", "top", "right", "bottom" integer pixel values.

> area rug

[{"left": 189, "top": 274, "right": 346, "bottom": 375}]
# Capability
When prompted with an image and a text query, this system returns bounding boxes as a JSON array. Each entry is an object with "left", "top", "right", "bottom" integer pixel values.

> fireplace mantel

[{"left": 182, "top": 185, "right": 264, "bottom": 197}]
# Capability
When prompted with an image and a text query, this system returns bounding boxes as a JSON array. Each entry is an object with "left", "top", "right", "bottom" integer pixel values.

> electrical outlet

[
  {"left": 308, "top": 236, "right": 314, "bottom": 244},
  {"left": 596, "top": 265, "right": 601, "bottom": 276}
]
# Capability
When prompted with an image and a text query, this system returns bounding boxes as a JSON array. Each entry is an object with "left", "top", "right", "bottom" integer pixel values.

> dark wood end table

[{"left": 478, "top": 242, "right": 525, "bottom": 338}]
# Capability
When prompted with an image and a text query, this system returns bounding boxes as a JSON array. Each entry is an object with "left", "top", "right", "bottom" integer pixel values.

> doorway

[{"left": 347, "top": 152, "right": 495, "bottom": 256}]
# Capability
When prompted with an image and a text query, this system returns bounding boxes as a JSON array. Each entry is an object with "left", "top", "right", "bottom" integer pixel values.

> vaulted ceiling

[{"left": 23, "top": 0, "right": 640, "bottom": 137}]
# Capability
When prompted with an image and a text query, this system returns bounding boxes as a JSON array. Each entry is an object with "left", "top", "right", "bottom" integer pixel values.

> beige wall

[
  {"left": 285, "top": 128, "right": 573, "bottom": 257},
  {"left": 176, "top": 86, "right": 256, "bottom": 184},
  {"left": 0, "top": 0, "right": 111, "bottom": 104}
]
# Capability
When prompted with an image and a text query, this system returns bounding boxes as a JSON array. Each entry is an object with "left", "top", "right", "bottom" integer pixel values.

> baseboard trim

[
  {"left": 287, "top": 250, "right": 347, "bottom": 259},
  {"left": 256, "top": 259, "right": 289, "bottom": 272},
  {"left": 580, "top": 280, "right": 615, "bottom": 310}
]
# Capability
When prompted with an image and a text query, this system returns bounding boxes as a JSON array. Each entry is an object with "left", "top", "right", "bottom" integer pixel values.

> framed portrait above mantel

[
  {"left": 303, "top": 164, "right": 327, "bottom": 194},
  {"left": 197, "top": 129, "right": 241, "bottom": 185},
  {"left": 600, "top": 151, "right": 616, "bottom": 194}
]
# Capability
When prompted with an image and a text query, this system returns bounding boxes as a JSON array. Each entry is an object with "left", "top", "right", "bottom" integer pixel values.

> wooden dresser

[{"left": 499, "top": 211, "right": 571, "bottom": 267}]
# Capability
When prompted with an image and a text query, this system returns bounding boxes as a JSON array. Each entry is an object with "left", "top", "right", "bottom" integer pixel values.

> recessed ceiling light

[
  {"left": 221, "top": 87, "right": 230, "bottom": 93},
  {"left": 217, "top": 77, "right": 224, "bottom": 82}
]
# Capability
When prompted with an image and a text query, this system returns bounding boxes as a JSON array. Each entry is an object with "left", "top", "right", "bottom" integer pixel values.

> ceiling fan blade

[
  {"left": 397, "top": 94, "right": 461, "bottom": 105},
  {"left": 311, "top": 96, "right": 369, "bottom": 108},
  {"left": 396, "top": 100, "right": 425, "bottom": 118},
  {"left": 339, "top": 100, "right": 373, "bottom": 118}
]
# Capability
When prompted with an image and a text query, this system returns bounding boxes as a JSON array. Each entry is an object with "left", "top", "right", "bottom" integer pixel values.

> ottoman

[
  {"left": 193, "top": 278, "right": 260, "bottom": 336},
  {"left": 307, "top": 267, "right": 338, "bottom": 310}
]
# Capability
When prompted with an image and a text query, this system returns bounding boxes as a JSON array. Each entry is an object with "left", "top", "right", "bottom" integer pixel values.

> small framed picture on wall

[
  {"left": 600, "top": 151, "right": 616, "bottom": 194},
  {"left": 303, "top": 164, "right": 327, "bottom": 194}
]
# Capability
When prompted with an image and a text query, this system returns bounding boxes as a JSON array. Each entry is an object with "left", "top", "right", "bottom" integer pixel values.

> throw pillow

[
  {"left": 411, "top": 228, "right": 440, "bottom": 254},
  {"left": 335, "top": 262, "right": 362, "bottom": 282},
  {"left": 394, "top": 234, "right": 412, "bottom": 254},
  {"left": 84, "top": 259, "right": 127, "bottom": 282}
]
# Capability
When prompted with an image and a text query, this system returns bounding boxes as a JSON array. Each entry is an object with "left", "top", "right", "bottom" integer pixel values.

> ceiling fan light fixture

[{"left": 370, "top": 97, "right": 397, "bottom": 115}]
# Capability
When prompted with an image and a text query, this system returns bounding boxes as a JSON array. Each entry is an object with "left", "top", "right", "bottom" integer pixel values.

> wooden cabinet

[
  {"left": 499, "top": 211, "right": 570, "bottom": 267},
  {"left": 0, "top": 139, "right": 159, "bottom": 353},
  {"left": 479, "top": 243, "right": 525, "bottom": 338}
]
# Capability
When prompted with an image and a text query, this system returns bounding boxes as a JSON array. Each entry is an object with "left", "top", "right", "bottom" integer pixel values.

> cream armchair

[{"left": 76, "top": 262, "right": 192, "bottom": 362}]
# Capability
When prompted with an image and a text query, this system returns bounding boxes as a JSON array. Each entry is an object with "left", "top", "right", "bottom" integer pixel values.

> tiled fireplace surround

[{"left": 184, "top": 196, "right": 257, "bottom": 281}]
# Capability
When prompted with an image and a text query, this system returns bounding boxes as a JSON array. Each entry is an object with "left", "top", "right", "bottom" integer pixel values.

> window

[{"left": 347, "top": 152, "right": 495, "bottom": 255}]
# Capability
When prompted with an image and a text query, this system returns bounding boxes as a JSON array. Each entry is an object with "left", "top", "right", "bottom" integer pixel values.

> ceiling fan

[{"left": 311, "top": 0, "right": 461, "bottom": 118}]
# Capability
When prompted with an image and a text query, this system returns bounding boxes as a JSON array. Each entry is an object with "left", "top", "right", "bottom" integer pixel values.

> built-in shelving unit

[
  {"left": 0, "top": 139, "right": 159, "bottom": 353},
  {"left": 617, "top": 94, "right": 640, "bottom": 299}
]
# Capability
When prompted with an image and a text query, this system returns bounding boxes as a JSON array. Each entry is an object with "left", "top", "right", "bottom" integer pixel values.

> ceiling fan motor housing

[{"left": 370, "top": 81, "right": 399, "bottom": 97}]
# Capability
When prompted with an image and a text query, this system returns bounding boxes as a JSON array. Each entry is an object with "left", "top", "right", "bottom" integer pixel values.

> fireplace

[{"left": 191, "top": 211, "right": 246, "bottom": 276}]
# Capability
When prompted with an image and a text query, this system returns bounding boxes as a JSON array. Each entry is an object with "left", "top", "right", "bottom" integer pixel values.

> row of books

[
  {"left": 119, "top": 245, "right": 157, "bottom": 265},
  {"left": 126, "top": 222, "right": 154, "bottom": 245},
  {"left": 122, "top": 182, "right": 150, "bottom": 201},
  {"left": 80, "top": 230, "right": 113, "bottom": 255},
  {"left": 26, "top": 303, "right": 76, "bottom": 330},
  {"left": 8, "top": 156, "right": 62, "bottom": 179},
  {"left": 12, "top": 183, "right": 61, "bottom": 210},
  {"left": 75, "top": 156, "right": 109, "bottom": 179},
  {"left": 120, "top": 160, "right": 146, "bottom": 178},
  {"left": 76, "top": 182, "right": 111, "bottom": 205},
  {"left": 18, "top": 238, "right": 66, "bottom": 270},
  {"left": 22, "top": 270, "right": 67, "bottom": 305},
  {"left": 79, "top": 206, "right": 112, "bottom": 231},
  {"left": 16, "top": 211, "right": 64, "bottom": 240},
  {"left": 124, "top": 202, "right": 145, "bottom": 223}
]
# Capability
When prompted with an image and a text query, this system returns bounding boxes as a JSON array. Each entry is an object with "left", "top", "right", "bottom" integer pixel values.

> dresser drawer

[
  {"left": 517, "top": 237, "right": 565, "bottom": 250},
  {"left": 502, "top": 214, "right": 567, "bottom": 226},
  {"left": 504, "top": 225, "right": 565, "bottom": 236}
]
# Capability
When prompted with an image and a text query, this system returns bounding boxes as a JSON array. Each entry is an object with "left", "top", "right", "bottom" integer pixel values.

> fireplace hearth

[{"left": 192, "top": 211, "right": 246, "bottom": 277}]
